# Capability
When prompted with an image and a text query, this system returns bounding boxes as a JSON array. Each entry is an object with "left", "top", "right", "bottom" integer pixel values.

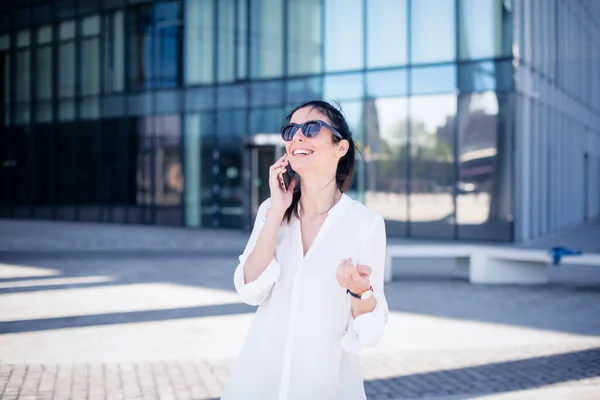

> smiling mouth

[{"left": 292, "top": 149, "right": 314, "bottom": 156}]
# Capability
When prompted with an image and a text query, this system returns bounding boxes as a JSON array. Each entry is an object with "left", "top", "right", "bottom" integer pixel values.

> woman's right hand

[{"left": 268, "top": 154, "right": 297, "bottom": 214}]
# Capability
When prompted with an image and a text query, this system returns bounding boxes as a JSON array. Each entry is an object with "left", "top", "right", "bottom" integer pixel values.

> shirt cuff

[
  {"left": 233, "top": 257, "right": 281, "bottom": 306},
  {"left": 340, "top": 291, "right": 388, "bottom": 353}
]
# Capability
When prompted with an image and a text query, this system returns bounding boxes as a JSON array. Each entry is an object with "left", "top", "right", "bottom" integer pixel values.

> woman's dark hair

[{"left": 283, "top": 100, "right": 358, "bottom": 223}]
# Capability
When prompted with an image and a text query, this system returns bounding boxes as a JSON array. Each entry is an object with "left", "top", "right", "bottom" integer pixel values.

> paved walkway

[{"left": 0, "top": 220, "right": 599, "bottom": 399}]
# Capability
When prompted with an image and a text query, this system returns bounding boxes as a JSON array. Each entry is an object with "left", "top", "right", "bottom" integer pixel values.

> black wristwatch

[{"left": 347, "top": 286, "right": 373, "bottom": 300}]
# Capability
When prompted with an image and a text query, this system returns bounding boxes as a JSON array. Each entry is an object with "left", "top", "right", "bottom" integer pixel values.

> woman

[{"left": 221, "top": 101, "right": 388, "bottom": 400}]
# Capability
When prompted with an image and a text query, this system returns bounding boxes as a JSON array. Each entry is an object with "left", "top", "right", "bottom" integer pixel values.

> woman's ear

[{"left": 337, "top": 140, "right": 349, "bottom": 157}]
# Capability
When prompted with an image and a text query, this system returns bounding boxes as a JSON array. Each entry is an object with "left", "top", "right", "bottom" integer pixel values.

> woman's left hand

[{"left": 336, "top": 258, "right": 372, "bottom": 295}]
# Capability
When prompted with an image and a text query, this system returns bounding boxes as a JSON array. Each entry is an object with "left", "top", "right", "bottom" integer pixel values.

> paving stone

[{"left": 0, "top": 220, "right": 599, "bottom": 399}]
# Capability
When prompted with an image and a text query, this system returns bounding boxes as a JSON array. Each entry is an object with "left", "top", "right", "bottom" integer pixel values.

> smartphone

[{"left": 279, "top": 164, "right": 295, "bottom": 192}]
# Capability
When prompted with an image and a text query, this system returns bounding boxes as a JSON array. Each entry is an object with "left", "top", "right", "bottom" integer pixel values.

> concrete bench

[{"left": 385, "top": 244, "right": 600, "bottom": 284}]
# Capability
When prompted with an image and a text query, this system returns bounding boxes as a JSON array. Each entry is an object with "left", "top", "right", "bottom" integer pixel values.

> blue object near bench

[{"left": 548, "top": 246, "right": 583, "bottom": 265}]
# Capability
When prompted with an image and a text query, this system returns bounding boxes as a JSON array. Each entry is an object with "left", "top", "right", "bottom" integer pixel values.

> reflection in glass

[
  {"left": 339, "top": 100, "right": 365, "bottom": 201},
  {"left": 237, "top": 0, "right": 247, "bottom": 79},
  {"left": 367, "top": 0, "right": 407, "bottom": 68},
  {"left": 16, "top": 50, "right": 30, "bottom": 102},
  {"left": 81, "top": 36, "right": 100, "bottom": 96},
  {"left": 219, "top": 142, "right": 244, "bottom": 228},
  {"left": 129, "top": 2, "right": 182, "bottom": 89},
  {"left": 288, "top": 0, "right": 322, "bottom": 75},
  {"left": 457, "top": 92, "right": 512, "bottom": 240},
  {"left": 155, "top": 115, "right": 183, "bottom": 225},
  {"left": 185, "top": 0, "right": 214, "bottom": 84},
  {"left": 325, "top": 0, "right": 363, "bottom": 72},
  {"left": 458, "top": 60, "right": 513, "bottom": 92},
  {"left": 409, "top": 95, "right": 456, "bottom": 238},
  {"left": 250, "top": 0, "right": 283, "bottom": 78},
  {"left": 324, "top": 73, "right": 363, "bottom": 100},
  {"left": 36, "top": 46, "right": 52, "bottom": 100},
  {"left": 365, "top": 97, "right": 408, "bottom": 236},
  {"left": 459, "top": 0, "right": 512, "bottom": 60},
  {"left": 367, "top": 69, "right": 408, "bottom": 98},
  {"left": 286, "top": 76, "right": 322, "bottom": 105},
  {"left": 411, "top": 65, "right": 456, "bottom": 95},
  {"left": 59, "top": 42, "right": 75, "bottom": 97},
  {"left": 217, "top": 0, "right": 235, "bottom": 82},
  {"left": 251, "top": 81, "right": 283, "bottom": 107},
  {"left": 410, "top": 0, "right": 455, "bottom": 64},
  {"left": 250, "top": 107, "right": 285, "bottom": 134},
  {"left": 103, "top": 11, "right": 125, "bottom": 93},
  {"left": 184, "top": 113, "right": 215, "bottom": 227}
]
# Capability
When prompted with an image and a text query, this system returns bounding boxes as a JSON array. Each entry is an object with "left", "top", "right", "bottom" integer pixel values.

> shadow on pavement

[
  {"left": 363, "top": 348, "right": 600, "bottom": 399},
  {"left": 1, "top": 249, "right": 600, "bottom": 337},
  {"left": 0, "top": 303, "right": 255, "bottom": 334}
]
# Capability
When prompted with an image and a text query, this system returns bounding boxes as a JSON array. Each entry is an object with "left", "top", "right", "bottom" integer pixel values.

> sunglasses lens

[
  {"left": 304, "top": 121, "right": 322, "bottom": 138},
  {"left": 281, "top": 125, "right": 296, "bottom": 141}
]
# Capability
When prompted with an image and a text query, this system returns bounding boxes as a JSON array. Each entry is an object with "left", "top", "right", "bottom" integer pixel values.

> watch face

[{"left": 360, "top": 290, "right": 373, "bottom": 300}]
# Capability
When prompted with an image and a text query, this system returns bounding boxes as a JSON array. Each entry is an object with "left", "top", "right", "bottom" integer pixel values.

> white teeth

[{"left": 293, "top": 149, "right": 313, "bottom": 155}]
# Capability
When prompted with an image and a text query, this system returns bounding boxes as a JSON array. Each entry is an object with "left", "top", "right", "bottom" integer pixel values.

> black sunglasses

[{"left": 280, "top": 120, "right": 343, "bottom": 142}]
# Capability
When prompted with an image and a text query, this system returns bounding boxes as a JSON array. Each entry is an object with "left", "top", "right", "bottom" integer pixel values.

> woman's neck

[{"left": 299, "top": 175, "right": 342, "bottom": 217}]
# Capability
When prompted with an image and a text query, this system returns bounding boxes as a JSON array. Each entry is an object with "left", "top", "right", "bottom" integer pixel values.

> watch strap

[{"left": 347, "top": 286, "right": 373, "bottom": 300}]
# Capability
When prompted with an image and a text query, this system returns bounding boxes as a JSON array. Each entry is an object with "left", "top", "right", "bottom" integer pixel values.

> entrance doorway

[{"left": 243, "top": 134, "right": 285, "bottom": 230}]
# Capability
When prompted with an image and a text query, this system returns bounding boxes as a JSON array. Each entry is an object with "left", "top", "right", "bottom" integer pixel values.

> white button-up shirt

[{"left": 221, "top": 194, "right": 388, "bottom": 400}]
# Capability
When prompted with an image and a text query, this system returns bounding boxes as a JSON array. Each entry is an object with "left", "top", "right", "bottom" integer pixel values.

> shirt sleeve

[
  {"left": 233, "top": 199, "right": 282, "bottom": 306},
  {"left": 341, "top": 215, "right": 389, "bottom": 352}
]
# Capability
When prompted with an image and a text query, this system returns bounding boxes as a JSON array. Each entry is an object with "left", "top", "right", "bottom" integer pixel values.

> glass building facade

[{"left": 0, "top": 0, "right": 598, "bottom": 242}]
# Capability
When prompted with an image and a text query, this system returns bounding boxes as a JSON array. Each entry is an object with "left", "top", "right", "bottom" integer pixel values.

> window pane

[
  {"left": 60, "top": 21, "right": 76, "bottom": 40},
  {"left": 409, "top": 94, "right": 456, "bottom": 238},
  {"left": 16, "top": 103, "right": 31, "bottom": 124},
  {"left": 367, "top": 0, "right": 407, "bottom": 68},
  {"left": 217, "top": 85, "right": 247, "bottom": 109},
  {"left": 17, "top": 30, "right": 30, "bottom": 48},
  {"left": 37, "top": 26, "right": 53, "bottom": 44},
  {"left": 286, "top": 76, "right": 322, "bottom": 105},
  {"left": 59, "top": 42, "right": 75, "bottom": 97},
  {"left": 251, "top": 80, "right": 283, "bottom": 106},
  {"left": 249, "top": 107, "right": 285, "bottom": 134},
  {"left": 457, "top": 92, "right": 513, "bottom": 240},
  {"left": 103, "top": 11, "right": 125, "bottom": 93},
  {"left": 250, "top": 0, "right": 283, "bottom": 78},
  {"left": 156, "top": 90, "right": 181, "bottom": 113},
  {"left": 36, "top": 102, "right": 52, "bottom": 122},
  {"left": 185, "top": 87, "right": 216, "bottom": 111},
  {"left": 185, "top": 0, "right": 214, "bottom": 84},
  {"left": 365, "top": 97, "right": 409, "bottom": 236},
  {"left": 218, "top": 0, "right": 235, "bottom": 82},
  {"left": 16, "top": 51, "right": 30, "bottom": 102},
  {"left": 0, "top": 35, "right": 9, "bottom": 50},
  {"left": 324, "top": 73, "right": 363, "bottom": 100},
  {"left": 156, "top": 21, "right": 181, "bottom": 88},
  {"left": 218, "top": 140, "right": 244, "bottom": 228},
  {"left": 411, "top": 65, "right": 456, "bottom": 95},
  {"left": 129, "top": 6, "right": 154, "bottom": 89},
  {"left": 36, "top": 46, "right": 52, "bottom": 100},
  {"left": 367, "top": 69, "right": 408, "bottom": 98},
  {"left": 59, "top": 100, "right": 75, "bottom": 120},
  {"left": 80, "top": 98, "right": 100, "bottom": 119},
  {"left": 411, "top": 0, "right": 456, "bottom": 64},
  {"left": 237, "top": 0, "right": 247, "bottom": 79},
  {"left": 459, "top": 0, "right": 512, "bottom": 60},
  {"left": 185, "top": 114, "right": 206, "bottom": 226},
  {"left": 81, "top": 38, "right": 100, "bottom": 95},
  {"left": 458, "top": 60, "right": 513, "bottom": 92},
  {"left": 288, "top": 0, "right": 322, "bottom": 75},
  {"left": 82, "top": 16, "right": 101, "bottom": 36},
  {"left": 3, "top": 54, "right": 9, "bottom": 104},
  {"left": 155, "top": 115, "right": 183, "bottom": 226},
  {"left": 325, "top": 0, "right": 363, "bottom": 72}
]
